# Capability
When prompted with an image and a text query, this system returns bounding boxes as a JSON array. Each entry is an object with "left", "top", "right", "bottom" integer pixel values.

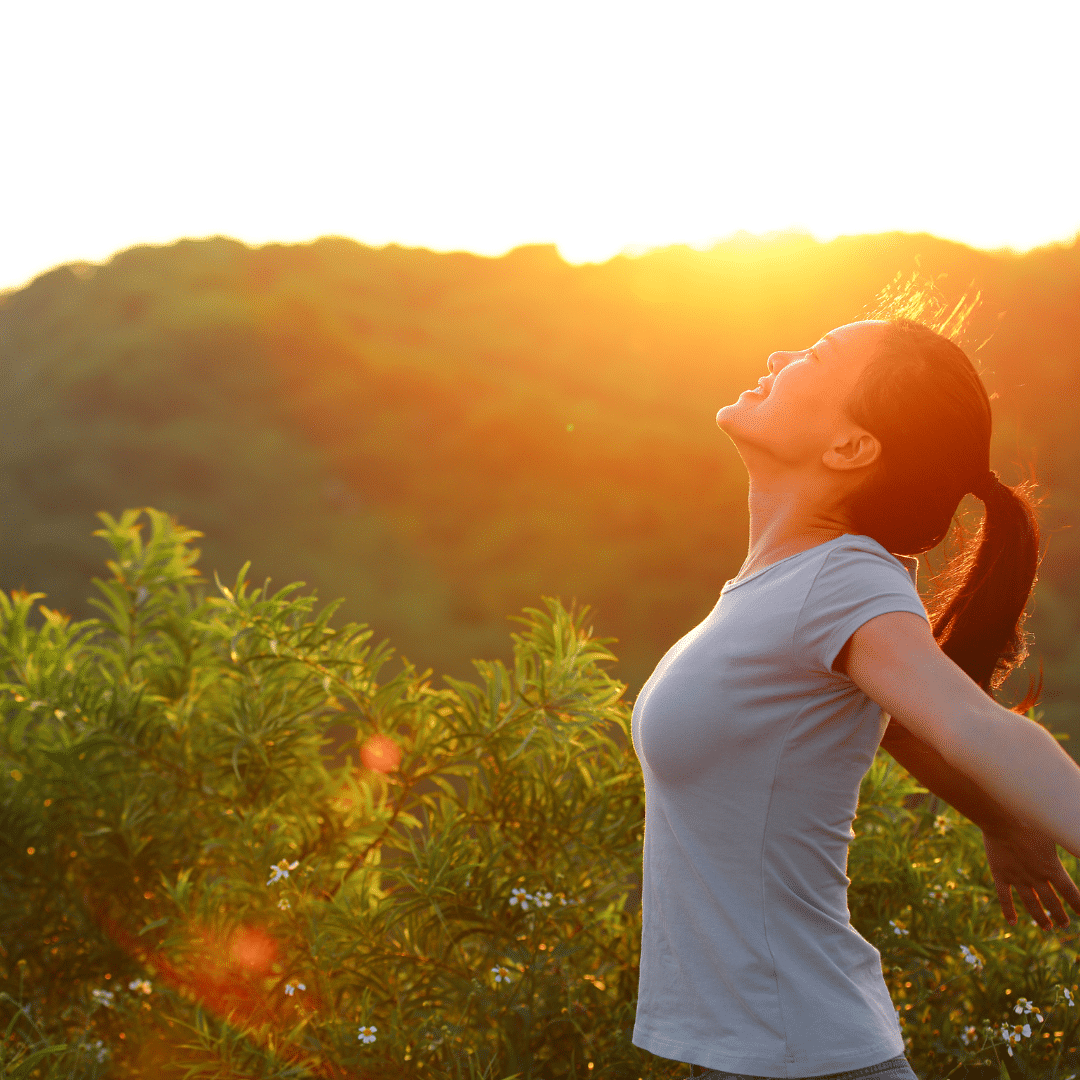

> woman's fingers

[
  {"left": 1052, "top": 865, "right": 1080, "bottom": 917},
  {"left": 1015, "top": 883, "right": 1070, "bottom": 929}
]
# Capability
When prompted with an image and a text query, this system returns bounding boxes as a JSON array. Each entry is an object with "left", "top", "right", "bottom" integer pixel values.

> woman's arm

[
  {"left": 844, "top": 611, "right": 1080, "bottom": 860},
  {"left": 881, "top": 720, "right": 1080, "bottom": 929},
  {"left": 879, "top": 719, "right": 1015, "bottom": 834}
]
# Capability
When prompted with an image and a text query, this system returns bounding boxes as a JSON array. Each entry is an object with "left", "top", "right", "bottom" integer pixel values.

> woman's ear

[{"left": 823, "top": 428, "right": 880, "bottom": 473}]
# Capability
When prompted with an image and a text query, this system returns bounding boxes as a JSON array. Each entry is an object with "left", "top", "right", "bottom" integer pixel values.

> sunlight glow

[{"left": 3, "top": 0, "right": 1078, "bottom": 289}]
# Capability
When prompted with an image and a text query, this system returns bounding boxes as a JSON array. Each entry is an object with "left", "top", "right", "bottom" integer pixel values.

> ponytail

[{"left": 927, "top": 473, "right": 1043, "bottom": 708}]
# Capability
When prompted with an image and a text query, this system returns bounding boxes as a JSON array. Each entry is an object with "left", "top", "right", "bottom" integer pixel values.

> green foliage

[{"left": 2, "top": 508, "right": 1079, "bottom": 1079}]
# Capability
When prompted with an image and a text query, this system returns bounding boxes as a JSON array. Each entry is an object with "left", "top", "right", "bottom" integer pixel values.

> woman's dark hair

[{"left": 844, "top": 314, "right": 1042, "bottom": 709}]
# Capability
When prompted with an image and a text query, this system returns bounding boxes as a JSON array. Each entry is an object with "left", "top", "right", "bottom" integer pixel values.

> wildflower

[
  {"left": 959, "top": 944, "right": 983, "bottom": 971},
  {"left": 999, "top": 1021, "right": 1032, "bottom": 1057},
  {"left": 267, "top": 858, "right": 299, "bottom": 885},
  {"left": 358, "top": 1024, "right": 377, "bottom": 1044},
  {"left": 91, "top": 988, "right": 115, "bottom": 1007},
  {"left": 285, "top": 980, "right": 306, "bottom": 996},
  {"left": 1064, "top": 988, "right": 1075, "bottom": 1006},
  {"left": 82, "top": 1039, "right": 110, "bottom": 1063},
  {"left": 960, "top": 1025, "right": 979, "bottom": 1046},
  {"left": 1014, "top": 997, "right": 1044, "bottom": 1022},
  {"left": 509, "top": 887, "right": 555, "bottom": 912},
  {"left": 933, "top": 814, "right": 951, "bottom": 836},
  {"left": 889, "top": 920, "right": 909, "bottom": 936},
  {"left": 923, "top": 884, "right": 949, "bottom": 906},
  {"left": 128, "top": 979, "right": 152, "bottom": 995},
  {"left": 491, "top": 965, "right": 514, "bottom": 983},
  {"left": 1006, "top": 993, "right": 1041, "bottom": 1019},
  {"left": 277, "top": 897, "right": 291, "bottom": 911}
]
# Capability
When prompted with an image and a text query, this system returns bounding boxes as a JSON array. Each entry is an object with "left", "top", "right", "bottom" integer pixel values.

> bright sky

[{"left": 4, "top": 0, "right": 1078, "bottom": 291}]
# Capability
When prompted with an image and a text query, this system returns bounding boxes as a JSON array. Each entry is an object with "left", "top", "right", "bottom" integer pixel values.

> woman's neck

[{"left": 736, "top": 481, "right": 852, "bottom": 582}]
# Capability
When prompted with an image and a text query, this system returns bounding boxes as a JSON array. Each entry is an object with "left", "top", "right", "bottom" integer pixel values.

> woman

[{"left": 629, "top": 314, "right": 1080, "bottom": 1080}]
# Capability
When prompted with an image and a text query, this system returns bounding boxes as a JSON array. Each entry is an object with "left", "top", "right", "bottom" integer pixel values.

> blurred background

[{"left": 2, "top": 0, "right": 1078, "bottom": 742}]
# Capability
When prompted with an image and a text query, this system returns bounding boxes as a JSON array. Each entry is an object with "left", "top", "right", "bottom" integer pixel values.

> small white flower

[
  {"left": 889, "top": 920, "right": 909, "bottom": 936},
  {"left": 960, "top": 1024, "right": 979, "bottom": 1046},
  {"left": 491, "top": 965, "right": 514, "bottom": 984},
  {"left": 128, "top": 979, "right": 152, "bottom": 995},
  {"left": 267, "top": 858, "right": 299, "bottom": 885},
  {"left": 959, "top": 944, "right": 984, "bottom": 971},
  {"left": 91, "top": 988, "right": 115, "bottom": 1007},
  {"left": 1014, "top": 997, "right": 1044, "bottom": 1022},
  {"left": 284, "top": 980, "right": 306, "bottom": 996},
  {"left": 358, "top": 1024, "right": 377, "bottom": 1044},
  {"left": 509, "top": 886, "right": 555, "bottom": 912},
  {"left": 999, "top": 1021, "right": 1032, "bottom": 1056},
  {"left": 83, "top": 1039, "right": 110, "bottom": 1063},
  {"left": 1064, "top": 988, "right": 1075, "bottom": 1006},
  {"left": 923, "top": 884, "right": 949, "bottom": 906},
  {"left": 278, "top": 897, "right": 291, "bottom": 911}
]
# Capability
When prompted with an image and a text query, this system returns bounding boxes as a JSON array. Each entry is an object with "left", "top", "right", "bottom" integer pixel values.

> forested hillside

[{"left": 2, "top": 230, "right": 1078, "bottom": 740}]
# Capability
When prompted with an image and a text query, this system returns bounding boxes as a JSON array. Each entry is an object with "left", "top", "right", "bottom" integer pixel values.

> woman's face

[{"left": 716, "top": 320, "right": 887, "bottom": 476}]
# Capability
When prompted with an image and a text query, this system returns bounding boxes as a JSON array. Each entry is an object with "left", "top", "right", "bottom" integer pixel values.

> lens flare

[{"left": 361, "top": 733, "right": 401, "bottom": 773}]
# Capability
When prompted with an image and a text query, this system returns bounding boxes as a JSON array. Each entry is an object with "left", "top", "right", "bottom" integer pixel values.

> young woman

[{"left": 630, "top": 315, "right": 1080, "bottom": 1080}]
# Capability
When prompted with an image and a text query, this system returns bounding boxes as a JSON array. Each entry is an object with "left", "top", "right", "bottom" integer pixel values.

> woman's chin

[{"left": 716, "top": 393, "right": 760, "bottom": 428}]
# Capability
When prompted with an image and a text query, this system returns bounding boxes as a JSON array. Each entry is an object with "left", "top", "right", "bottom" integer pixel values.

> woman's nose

[{"left": 767, "top": 352, "right": 791, "bottom": 375}]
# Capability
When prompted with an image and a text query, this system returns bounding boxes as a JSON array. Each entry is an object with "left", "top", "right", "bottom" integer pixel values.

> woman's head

[
  {"left": 718, "top": 313, "right": 1042, "bottom": 703},
  {"left": 716, "top": 320, "right": 889, "bottom": 516},
  {"left": 843, "top": 318, "right": 993, "bottom": 554}
]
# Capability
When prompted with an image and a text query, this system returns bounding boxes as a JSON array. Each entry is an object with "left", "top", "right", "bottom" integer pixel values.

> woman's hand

[{"left": 982, "top": 820, "right": 1080, "bottom": 930}]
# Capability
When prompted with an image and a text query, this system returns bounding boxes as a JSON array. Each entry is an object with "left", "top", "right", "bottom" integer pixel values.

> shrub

[{"left": 1, "top": 508, "right": 1078, "bottom": 1079}]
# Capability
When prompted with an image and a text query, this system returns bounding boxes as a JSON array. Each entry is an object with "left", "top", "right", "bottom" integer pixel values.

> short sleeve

[{"left": 794, "top": 543, "right": 930, "bottom": 677}]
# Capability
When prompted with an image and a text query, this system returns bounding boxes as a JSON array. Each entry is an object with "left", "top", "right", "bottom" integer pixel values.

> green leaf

[{"left": 7, "top": 1044, "right": 68, "bottom": 1078}]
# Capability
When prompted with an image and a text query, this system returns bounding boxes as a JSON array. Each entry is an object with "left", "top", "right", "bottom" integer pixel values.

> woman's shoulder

[{"left": 820, "top": 534, "right": 919, "bottom": 590}]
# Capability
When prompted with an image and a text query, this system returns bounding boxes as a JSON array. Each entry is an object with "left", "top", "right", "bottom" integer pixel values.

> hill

[{"left": 2, "top": 229, "right": 1078, "bottom": 742}]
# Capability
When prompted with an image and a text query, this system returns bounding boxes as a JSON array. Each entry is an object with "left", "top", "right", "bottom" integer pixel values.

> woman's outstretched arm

[
  {"left": 879, "top": 719, "right": 1014, "bottom": 834},
  {"left": 879, "top": 719, "right": 1080, "bottom": 928},
  {"left": 845, "top": 611, "right": 1080, "bottom": 862}
]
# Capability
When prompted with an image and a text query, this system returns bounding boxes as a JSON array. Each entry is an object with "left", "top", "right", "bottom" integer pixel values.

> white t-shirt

[{"left": 631, "top": 533, "right": 927, "bottom": 1078}]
